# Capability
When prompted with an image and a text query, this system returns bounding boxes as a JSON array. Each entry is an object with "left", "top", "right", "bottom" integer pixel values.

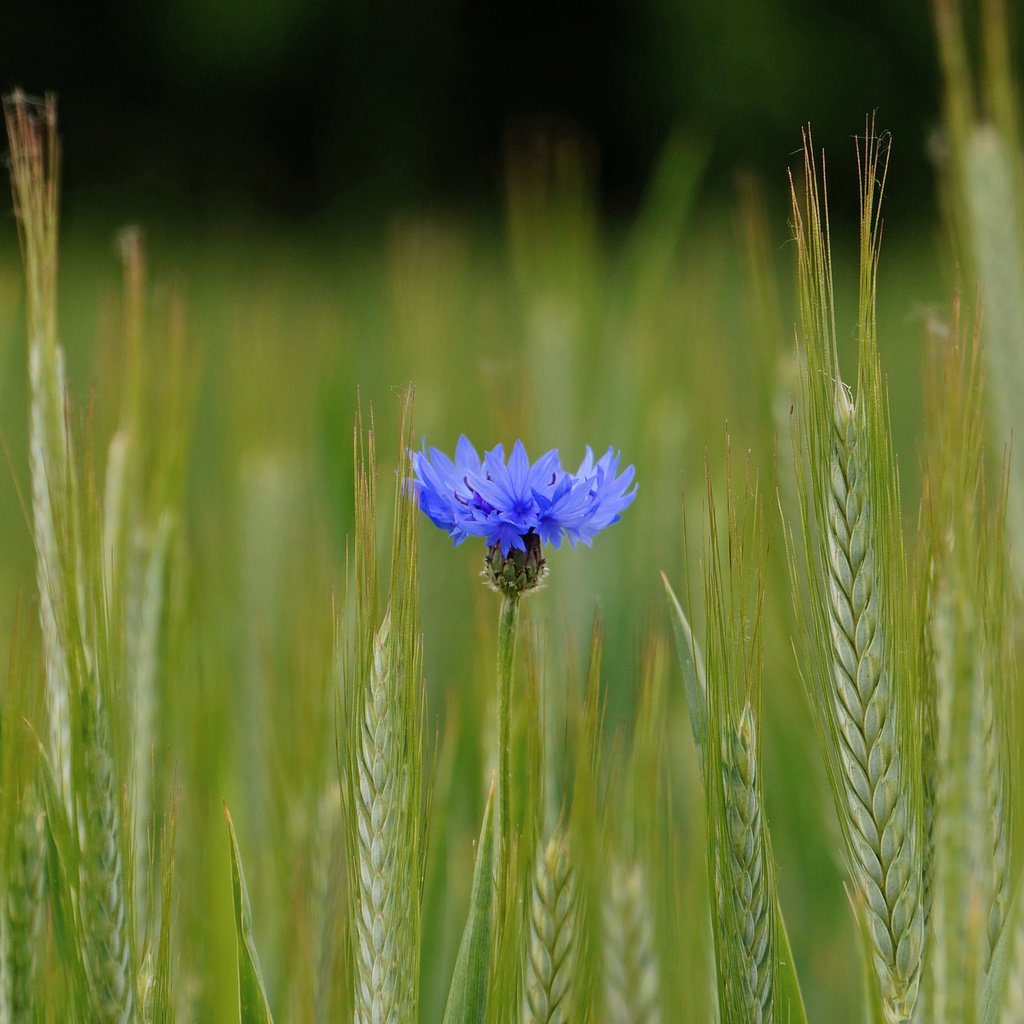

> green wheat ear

[
  {"left": 351, "top": 611, "right": 406, "bottom": 1022},
  {"left": 79, "top": 685, "right": 135, "bottom": 1024},
  {"left": 522, "top": 827, "right": 577, "bottom": 1024},
  {"left": 934, "top": 0, "right": 1024, "bottom": 595},
  {"left": 603, "top": 857, "right": 661, "bottom": 1024},
  {"left": 917, "top": 293, "right": 1013, "bottom": 1024},
  {"left": 602, "top": 636, "right": 670, "bottom": 1024},
  {"left": 718, "top": 705, "right": 772, "bottom": 1023},
  {"left": 4, "top": 92, "right": 194, "bottom": 1024},
  {"left": 342, "top": 390, "right": 424, "bottom": 1024},
  {"left": 789, "top": 124, "right": 924, "bottom": 1023},
  {"left": 0, "top": 609, "right": 47, "bottom": 1024},
  {"left": 4, "top": 91, "right": 135, "bottom": 1024},
  {"left": 4, "top": 791, "right": 45, "bottom": 1024},
  {"left": 704, "top": 468, "right": 787, "bottom": 1024},
  {"left": 3, "top": 92, "right": 73, "bottom": 812}
]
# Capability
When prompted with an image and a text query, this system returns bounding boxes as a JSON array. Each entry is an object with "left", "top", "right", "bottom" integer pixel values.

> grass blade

[
  {"left": 224, "top": 805, "right": 275, "bottom": 1024},
  {"left": 775, "top": 905, "right": 809, "bottom": 1024},
  {"left": 442, "top": 783, "right": 495, "bottom": 1024},
  {"left": 660, "top": 571, "right": 707, "bottom": 765}
]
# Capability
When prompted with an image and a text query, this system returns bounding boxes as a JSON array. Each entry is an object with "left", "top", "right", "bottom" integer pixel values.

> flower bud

[{"left": 483, "top": 531, "right": 547, "bottom": 595}]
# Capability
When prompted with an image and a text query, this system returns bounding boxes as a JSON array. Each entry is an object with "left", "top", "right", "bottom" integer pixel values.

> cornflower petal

[
  {"left": 409, "top": 437, "right": 635, "bottom": 563},
  {"left": 526, "top": 448, "right": 563, "bottom": 496},
  {"left": 474, "top": 443, "right": 538, "bottom": 532}
]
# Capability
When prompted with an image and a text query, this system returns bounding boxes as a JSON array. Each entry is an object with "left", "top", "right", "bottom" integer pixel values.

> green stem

[{"left": 495, "top": 591, "right": 520, "bottom": 927}]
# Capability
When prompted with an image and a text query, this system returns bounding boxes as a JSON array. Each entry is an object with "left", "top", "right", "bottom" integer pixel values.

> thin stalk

[{"left": 496, "top": 592, "right": 520, "bottom": 925}]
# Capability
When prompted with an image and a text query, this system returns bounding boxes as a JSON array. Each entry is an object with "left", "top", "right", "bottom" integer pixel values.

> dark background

[{"left": 3, "top": 0, "right": 986, "bottom": 228}]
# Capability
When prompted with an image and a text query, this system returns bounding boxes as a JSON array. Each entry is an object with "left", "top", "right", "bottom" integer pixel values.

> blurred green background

[
  {"left": 5, "top": 0, "right": 962, "bottom": 228},
  {"left": 0, "top": 2, "right": 1002, "bottom": 1021}
]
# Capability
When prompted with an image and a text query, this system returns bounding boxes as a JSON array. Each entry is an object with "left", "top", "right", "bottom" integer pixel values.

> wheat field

[{"left": 1, "top": 3, "right": 1024, "bottom": 1023}]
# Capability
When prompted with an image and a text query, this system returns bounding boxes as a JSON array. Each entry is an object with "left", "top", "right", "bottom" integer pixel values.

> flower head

[{"left": 410, "top": 436, "right": 637, "bottom": 593}]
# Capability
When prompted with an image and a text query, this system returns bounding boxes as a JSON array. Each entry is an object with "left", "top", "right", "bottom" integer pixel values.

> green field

[{"left": 1, "top": 5, "right": 1023, "bottom": 1023}]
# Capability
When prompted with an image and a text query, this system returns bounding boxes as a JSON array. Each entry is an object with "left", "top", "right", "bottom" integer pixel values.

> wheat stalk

[
  {"left": 523, "top": 829, "right": 577, "bottom": 1024},
  {"left": 603, "top": 858, "right": 661, "bottom": 1024},
  {"left": 824, "top": 387, "right": 923, "bottom": 1023}
]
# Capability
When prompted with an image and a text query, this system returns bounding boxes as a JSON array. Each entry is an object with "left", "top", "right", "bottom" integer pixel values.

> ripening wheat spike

[
  {"left": 720, "top": 706, "right": 772, "bottom": 1024},
  {"left": 603, "top": 858, "right": 661, "bottom": 1024},
  {"left": 824, "top": 387, "right": 923, "bottom": 1023},
  {"left": 523, "top": 829, "right": 577, "bottom": 1024},
  {"left": 353, "top": 613, "right": 403, "bottom": 1024}
]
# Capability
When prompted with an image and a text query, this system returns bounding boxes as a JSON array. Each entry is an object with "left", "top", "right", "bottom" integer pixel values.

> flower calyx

[{"left": 483, "top": 532, "right": 547, "bottom": 595}]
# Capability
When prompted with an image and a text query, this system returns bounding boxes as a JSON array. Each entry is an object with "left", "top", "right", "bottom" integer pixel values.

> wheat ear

[
  {"left": 4, "top": 799, "right": 45, "bottom": 1023},
  {"left": 825, "top": 388, "right": 923, "bottom": 1023},
  {"left": 964, "top": 127, "right": 1024, "bottom": 593},
  {"left": 29, "top": 343, "right": 72, "bottom": 810},
  {"left": 603, "top": 858, "right": 661, "bottom": 1024},
  {"left": 719, "top": 706, "right": 772, "bottom": 1024},
  {"left": 5, "top": 92, "right": 74, "bottom": 813},
  {"left": 80, "top": 687, "right": 135, "bottom": 1023},
  {"left": 927, "top": 568, "right": 1009, "bottom": 1019},
  {"left": 523, "top": 829, "right": 577, "bottom": 1024},
  {"left": 353, "top": 613, "right": 403, "bottom": 1024}
]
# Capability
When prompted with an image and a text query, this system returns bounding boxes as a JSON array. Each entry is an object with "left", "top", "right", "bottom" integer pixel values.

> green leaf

[
  {"left": 224, "top": 804, "right": 275, "bottom": 1024},
  {"left": 775, "top": 905, "right": 809, "bottom": 1024},
  {"left": 442, "top": 783, "right": 495, "bottom": 1024},
  {"left": 660, "top": 571, "right": 707, "bottom": 766}
]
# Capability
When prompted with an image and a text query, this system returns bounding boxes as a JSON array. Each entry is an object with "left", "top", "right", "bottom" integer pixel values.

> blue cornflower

[{"left": 410, "top": 436, "right": 637, "bottom": 593}]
